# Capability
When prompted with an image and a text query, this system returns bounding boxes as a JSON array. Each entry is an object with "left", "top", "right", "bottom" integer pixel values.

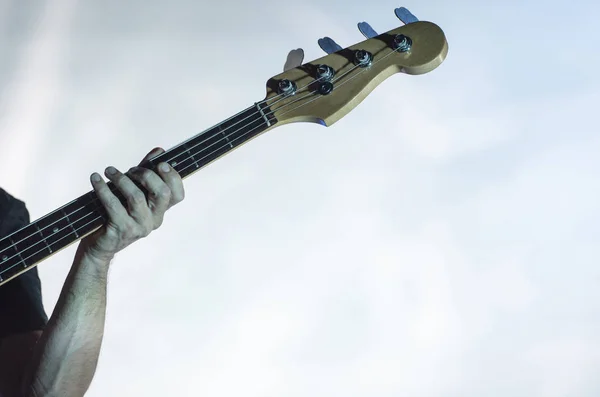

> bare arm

[
  {"left": 20, "top": 240, "right": 111, "bottom": 397},
  {"left": 16, "top": 147, "right": 183, "bottom": 397}
]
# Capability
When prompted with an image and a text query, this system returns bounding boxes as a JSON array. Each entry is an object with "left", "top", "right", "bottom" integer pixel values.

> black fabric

[{"left": 0, "top": 188, "right": 48, "bottom": 338}]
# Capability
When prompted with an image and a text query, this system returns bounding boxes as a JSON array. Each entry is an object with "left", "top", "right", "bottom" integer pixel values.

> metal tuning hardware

[
  {"left": 393, "top": 34, "right": 412, "bottom": 52},
  {"left": 318, "top": 82, "right": 334, "bottom": 95},
  {"left": 357, "top": 22, "right": 379, "bottom": 39},
  {"left": 353, "top": 50, "right": 373, "bottom": 67},
  {"left": 316, "top": 64, "right": 335, "bottom": 81},
  {"left": 318, "top": 37, "right": 343, "bottom": 54},
  {"left": 314, "top": 65, "right": 335, "bottom": 95},
  {"left": 394, "top": 7, "right": 419, "bottom": 24},
  {"left": 277, "top": 79, "right": 297, "bottom": 96}
]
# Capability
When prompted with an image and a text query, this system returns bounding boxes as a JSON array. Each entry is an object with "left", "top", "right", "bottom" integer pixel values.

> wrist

[{"left": 76, "top": 241, "right": 113, "bottom": 273}]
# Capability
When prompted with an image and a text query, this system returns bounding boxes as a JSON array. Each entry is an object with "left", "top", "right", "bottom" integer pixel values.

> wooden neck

[{"left": 0, "top": 101, "right": 277, "bottom": 286}]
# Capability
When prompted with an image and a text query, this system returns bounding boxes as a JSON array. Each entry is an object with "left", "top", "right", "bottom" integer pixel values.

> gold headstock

[{"left": 264, "top": 21, "right": 448, "bottom": 127}]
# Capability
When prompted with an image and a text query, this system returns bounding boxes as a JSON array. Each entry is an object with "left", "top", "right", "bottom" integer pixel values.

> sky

[{"left": 0, "top": 0, "right": 599, "bottom": 396}]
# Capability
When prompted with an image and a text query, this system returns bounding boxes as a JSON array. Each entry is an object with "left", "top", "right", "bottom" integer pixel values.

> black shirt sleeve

[{"left": 0, "top": 188, "right": 48, "bottom": 338}]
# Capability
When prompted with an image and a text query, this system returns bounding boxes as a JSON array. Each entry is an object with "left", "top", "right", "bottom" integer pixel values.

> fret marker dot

[
  {"left": 171, "top": 161, "right": 177, "bottom": 167},
  {"left": 1, "top": 255, "right": 7, "bottom": 261},
  {"left": 53, "top": 227, "right": 59, "bottom": 233}
]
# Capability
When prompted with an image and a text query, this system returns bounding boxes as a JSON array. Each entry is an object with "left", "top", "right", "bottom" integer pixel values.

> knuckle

[
  {"left": 129, "top": 167, "right": 148, "bottom": 181},
  {"left": 137, "top": 168, "right": 150, "bottom": 179},
  {"left": 158, "top": 186, "right": 171, "bottom": 199},
  {"left": 125, "top": 224, "right": 143, "bottom": 239},
  {"left": 131, "top": 191, "right": 146, "bottom": 204},
  {"left": 106, "top": 196, "right": 121, "bottom": 209}
]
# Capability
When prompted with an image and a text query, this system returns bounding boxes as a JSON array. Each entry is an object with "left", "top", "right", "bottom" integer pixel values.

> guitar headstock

[{"left": 264, "top": 10, "right": 448, "bottom": 127}]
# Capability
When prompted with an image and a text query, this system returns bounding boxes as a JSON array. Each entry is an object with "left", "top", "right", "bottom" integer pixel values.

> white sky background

[{"left": 0, "top": 0, "right": 599, "bottom": 395}]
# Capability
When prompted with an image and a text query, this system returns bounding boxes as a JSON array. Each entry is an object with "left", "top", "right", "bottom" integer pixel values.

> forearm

[{"left": 21, "top": 241, "right": 112, "bottom": 397}]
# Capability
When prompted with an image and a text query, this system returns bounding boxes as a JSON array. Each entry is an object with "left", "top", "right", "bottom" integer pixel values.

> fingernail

[
  {"left": 105, "top": 166, "right": 117, "bottom": 175},
  {"left": 91, "top": 173, "right": 101, "bottom": 182},
  {"left": 159, "top": 163, "right": 170, "bottom": 172}
]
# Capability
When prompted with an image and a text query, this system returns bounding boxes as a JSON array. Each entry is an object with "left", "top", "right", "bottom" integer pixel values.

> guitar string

[
  {"left": 169, "top": 50, "right": 393, "bottom": 179},
  {"left": 0, "top": 49, "right": 394, "bottom": 276},
  {"left": 141, "top": 59, "right": 367, "bottom": 182},
  {"left": 0, "top": 49, "right": 393, "bottom": 276},
  {"left": 0, "top": 47, "right": 397, "bottom": 277}
]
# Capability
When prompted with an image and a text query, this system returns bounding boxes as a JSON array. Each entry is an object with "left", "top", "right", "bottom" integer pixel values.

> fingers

[
  {"left": 90, "top": 171, "right": 130, "bottom": 223},
  {"left": 153, "top": 162, "right": 185, "bottom": 205},
  {"left": 132, "top": 162, "right": 184, "bottom": 205},
  {"left": 90, "top": 148, "right": 185, "bottom": 232},
  {"left": 102, "top": 167, "right": 154, "bottom": 230},
  {"left": 125, "top": 165, "right": 171, "bottom": 226},
  {"left": 135, "top": 146, "right": 184, "bottom": 205}
]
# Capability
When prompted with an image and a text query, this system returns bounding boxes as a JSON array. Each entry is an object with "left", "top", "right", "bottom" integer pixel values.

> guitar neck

[
  {"left": 0, "top": 101, "right": 277, "bottom": 286},
  {"left": 0, "top": 16, "right": 450, "bottom": 287}
]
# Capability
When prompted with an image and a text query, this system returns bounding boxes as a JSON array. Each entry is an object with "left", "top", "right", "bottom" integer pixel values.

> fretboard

[{"left": 0, "top": 102, "right": 276, "bottom": 286}]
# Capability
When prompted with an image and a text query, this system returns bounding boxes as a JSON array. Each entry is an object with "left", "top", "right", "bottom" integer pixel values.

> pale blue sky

[{"left": 0, "top": 0, "right": 599, "bottom": 396}]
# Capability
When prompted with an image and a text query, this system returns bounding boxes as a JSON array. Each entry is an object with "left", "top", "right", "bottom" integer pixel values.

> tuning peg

[
  {"left": 394, "top": 7, "right": 419, "bottom": 24},
  {"left": 283, "top": 48, "right": 304, "bottom": 71},
  {"left": 357, "top": 22, "right": 379, "bottom": 39},
  {"left": 318, "top": 37, "right": 343, "bottom": 54}
]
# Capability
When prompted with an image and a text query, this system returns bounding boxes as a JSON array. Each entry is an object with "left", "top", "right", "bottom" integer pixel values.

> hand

[{"left": 80, "top": 147, "right": 185, "bottom": 263}]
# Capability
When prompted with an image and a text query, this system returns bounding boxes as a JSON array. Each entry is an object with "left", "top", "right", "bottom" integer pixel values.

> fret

[
  {"left": 171, "top": 104, "right": 276, "bottom": 178},
  {"left": 34, "top": 222, "right": 53, "bottom": 254},
  {"left": 218, "top": 125, "right": 234, "bottom": 148},
  {"left": 162, "top": 143, "right": 204, "bottom": 179},
  {"left": 12, "top": 222, "right": 57, "bottom": 269},
  {"left": 0, "top": 102, "right": 278, "bottom": 287},
  {"left": 37, "top": 208, "right": 79, "bottom": 250},
  {"left": 61, "top": 208, "right": 79, "bottom": 238},
  {"left": 181, "top": 143, "right": 200, "bottom": 170},
  {"left": 144, "top": 103, "right": 275, "bottom": 180},
  {"left": 8, "top": 236, "right": 27, "bottom": 269},
  {"left": 67, "top": 191, "right": 107, "bottom": 238},
  {"left": 0, "top": 233, "right": 23, "bottom": 281}
]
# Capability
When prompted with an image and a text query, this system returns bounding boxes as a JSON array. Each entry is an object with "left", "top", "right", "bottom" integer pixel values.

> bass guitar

[{"left": 0, "top": 7, "right": 448, "bottom": 286}]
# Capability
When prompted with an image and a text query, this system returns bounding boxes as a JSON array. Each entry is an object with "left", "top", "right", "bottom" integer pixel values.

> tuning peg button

[
  {"left": 357, "top": 22, "right": 379, "bottom": 39},
  {"left": 318, "top": 37, "right": 343, "bottom": 54},
  {"left": 283, "top": 48, "right": 304, "bottom": 72},
  {"left": 394, "top": 7, "right": 419, "bottom": 24}
]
